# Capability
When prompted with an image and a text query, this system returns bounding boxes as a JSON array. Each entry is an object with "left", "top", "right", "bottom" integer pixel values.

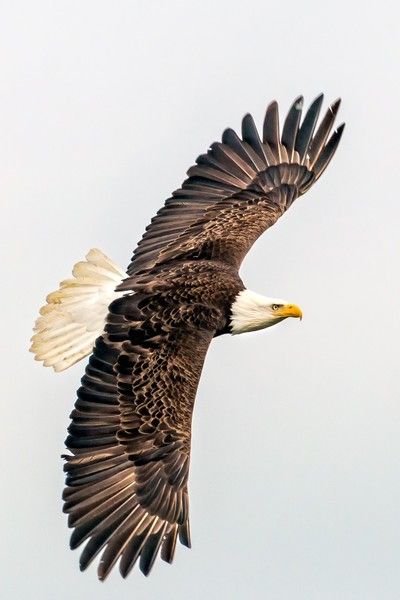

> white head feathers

[{"left": 230, "top": 290, "right": 296, "bottom": 335}]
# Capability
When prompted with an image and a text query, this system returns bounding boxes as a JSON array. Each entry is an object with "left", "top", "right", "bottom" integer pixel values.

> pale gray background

[{"left": 1, "top": 1, "right": 399, "bottom": 599}]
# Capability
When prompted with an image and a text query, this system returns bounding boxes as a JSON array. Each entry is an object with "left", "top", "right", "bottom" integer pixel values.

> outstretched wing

[
  {"left": 125, "top": 94, "right": 344, "bottom": 279},
  {"left": 63, "top": 290, "right": 224, "bottom": 579}
]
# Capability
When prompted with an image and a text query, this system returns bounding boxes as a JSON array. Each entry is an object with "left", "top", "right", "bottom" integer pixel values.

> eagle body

[
  {"left": 31, "top": 95, "right": 344, "bottom": 578},
  {"left": 118, "top": 259, "right": 244, "bottom": 328}
]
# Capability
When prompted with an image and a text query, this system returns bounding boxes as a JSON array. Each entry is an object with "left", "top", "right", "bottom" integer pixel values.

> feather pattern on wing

[
  {"left": 124, "top": 95, "right": 344, "bottom": 279},
  {"left": 63, "top": 262, "right": 241, "bottom": 578}
]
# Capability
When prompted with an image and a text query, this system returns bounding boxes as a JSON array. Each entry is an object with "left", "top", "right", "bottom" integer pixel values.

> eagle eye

[{"left": 271, "top": 304, "right": 281, "bottom": 311}]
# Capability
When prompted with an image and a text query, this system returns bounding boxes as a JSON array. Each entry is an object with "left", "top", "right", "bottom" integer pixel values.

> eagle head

[{"left": 230, "top": 290, "right": 302, "bottom": 335}]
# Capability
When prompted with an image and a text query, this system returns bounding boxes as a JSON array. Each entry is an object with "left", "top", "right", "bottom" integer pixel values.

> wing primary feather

[
  {"left": 221, "top": 127, "right": 266, "bottom": 171},
  {"left": 118, "top": 516, "right": 154, "bottom": 578},
  {"left": 160, "top": 525, "right": 178, "bottom": 563},
  {"left": 308, "top": 98, "right": 341, "bottom": 167},
  {"left": 178, "top": 520, "right": 191, "bottom": 548},
  {"left": 262, "top": 100, "right": 281, "bottom": 161},
  {"left": 78, "top": 503, "right": 141, "bottom": 571},
  {"left": 241, "top": 113, "right": 268, "bottom": 165},
  {"left": 139, "top": 522, "right": 169, "bottom": 576},
  {"left": 295, "top": 93, "right": 324, "bottom": 163},
  {"left": 96, "top": 506, "right": 148, "bottom": 580},
  {"left": 313, "top": 123, "right": 345, "bottom": 180},
  {"left": 281, "top": 96, "right": 303, "bottom": 161}
]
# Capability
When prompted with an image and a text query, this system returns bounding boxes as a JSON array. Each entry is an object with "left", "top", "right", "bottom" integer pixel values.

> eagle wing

[
  {"left": 124, "top": 94, "right": 344, "bottom": 280},
  {"left": 63, "top": 287, "right": 225, "bottom": 579}
]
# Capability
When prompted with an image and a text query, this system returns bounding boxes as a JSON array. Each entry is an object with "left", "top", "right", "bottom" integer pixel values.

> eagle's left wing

[{"left": 63, "top": 288, "right": 224, "bottom": 579}]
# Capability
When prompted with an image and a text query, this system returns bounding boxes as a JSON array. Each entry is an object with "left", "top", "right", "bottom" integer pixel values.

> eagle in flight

[{"left": 31, "top": 94, "right": 344, "bottom": 579}]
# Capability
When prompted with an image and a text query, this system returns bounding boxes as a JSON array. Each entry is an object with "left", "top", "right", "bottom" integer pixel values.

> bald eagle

[{"left": 31, "top": 95, "right": 344, "bottom": 579}]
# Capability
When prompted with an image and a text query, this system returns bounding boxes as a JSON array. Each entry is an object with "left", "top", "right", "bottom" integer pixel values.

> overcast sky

[{"left": 1, "top": 1, "right": 400, "bottom": 599}]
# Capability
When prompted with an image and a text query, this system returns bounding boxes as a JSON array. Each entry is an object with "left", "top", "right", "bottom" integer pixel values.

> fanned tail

[{"left": 30, "top": 248, "right": 125, "bottom": 372}]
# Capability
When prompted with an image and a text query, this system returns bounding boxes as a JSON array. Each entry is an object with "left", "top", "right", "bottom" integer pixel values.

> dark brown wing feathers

[
  {"left": 64, "top": 96, "right": 344, "bottom": 578},
  {"left": 281, "top": 96, "right": 303, "bottom": 160},
  {"left": 125, "top": 95, "right": 343, "bottom": 277},
  {"left": 295, "top": 93, "right": 324, "bottom": 162},
  {"left": 308, "top": 98, "right": 341, "bottom": 167},
  {"left": 64, "top": 265, "right": 236, "bottom": 578}
]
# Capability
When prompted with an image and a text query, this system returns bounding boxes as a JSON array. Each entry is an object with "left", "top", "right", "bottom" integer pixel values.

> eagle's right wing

[
  {"left": 63, "top": 290, "right": 224, "bottom": 579},
  {"left": 124, "top": 94, "right": 344, "bottom": 279}
]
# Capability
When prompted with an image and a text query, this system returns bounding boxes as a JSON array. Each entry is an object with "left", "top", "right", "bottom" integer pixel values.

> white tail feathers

[{"left": 30, "top": 248, "right": 126, "bottom": 372}]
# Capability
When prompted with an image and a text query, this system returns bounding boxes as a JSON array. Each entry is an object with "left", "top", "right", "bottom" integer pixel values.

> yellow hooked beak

[{"left": 276, "top": 304, "right": 303, "bottom": 320}]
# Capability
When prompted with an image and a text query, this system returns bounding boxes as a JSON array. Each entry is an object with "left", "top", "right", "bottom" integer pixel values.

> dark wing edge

[
  {"left": 126, "top": 94, "right": 344, "bottom": 277},
  {"left": 63, "top": 292, "right": 221, "bottom": 579}
]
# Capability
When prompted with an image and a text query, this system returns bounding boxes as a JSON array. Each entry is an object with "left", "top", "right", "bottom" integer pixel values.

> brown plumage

[{"left": 53, "top": 95, "right": 344, "bottom": 578}]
